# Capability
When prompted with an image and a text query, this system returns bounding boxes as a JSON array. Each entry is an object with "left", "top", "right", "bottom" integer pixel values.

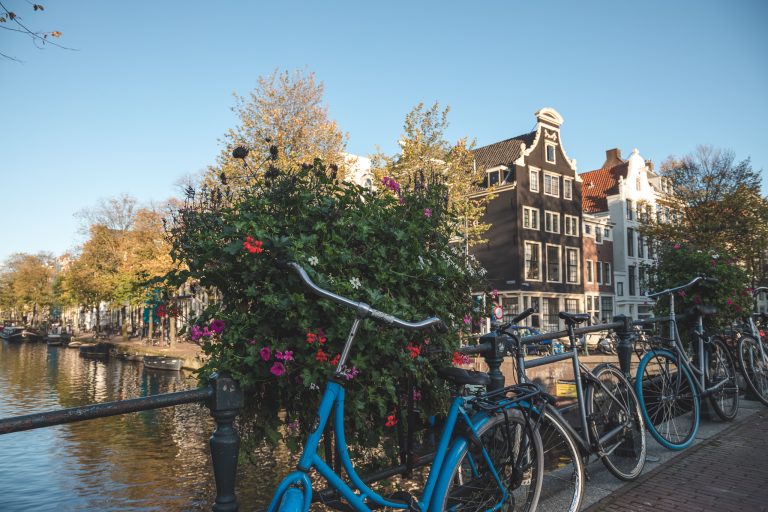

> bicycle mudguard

[{"left": 267, "top": 471, "right": 312, "bottom": 512}]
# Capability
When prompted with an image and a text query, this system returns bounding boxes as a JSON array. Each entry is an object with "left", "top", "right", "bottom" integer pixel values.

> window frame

[
  {"left": 563, "top": 178, "right": 573, "bottom": 200},
  {"left": 545, "top": 143, "right": 557, "bottom": 164},
  {"left": 529, "top": 167, "right": 540, "bottom": 193},
  {"left": 522, "top": 206, "right": 540, "bottom": 230},
  {"left": 543, "top": 172, "right": 560, "bottom": 197},
  {"left": 586, "top": 259, "right": 594, "bottom": 283},
  {"left": 604, "top": 262, "right": 612, "bottom": 285},
  {"left": 565, "top": 247, "right": 580, "bottom": 284},
  {"left": 546, "top": 244, "right": 562, "bottom": 283},
  {"left": 564, "top": 214, "right": 579, "bottom": 236},
  {"left": 524, "top": 241, "right": 542, "bottom": 282},
  {"left": 544, "top": 210, "right": 561, "bottom": 234}
]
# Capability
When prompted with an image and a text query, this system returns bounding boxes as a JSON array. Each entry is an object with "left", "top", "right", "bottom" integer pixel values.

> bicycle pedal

[{"left": 521, "top": 468, "right": 532, "bottom": 486}]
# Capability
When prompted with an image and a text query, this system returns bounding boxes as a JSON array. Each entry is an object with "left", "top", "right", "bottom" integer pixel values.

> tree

[
  {"left": 372, "top": 102, "right": 494, "bottom": 246},
  {"left": 211, "top": 69, "right": 348, "bottom": 186},
  {"left": 0, "top": 1, "right": 73, "bottom": 62},
  {"left": 0, "top": 252, "right": 56, "bottom": 324},
  {"left": 642, "top": 145, "right": 768, "bottom": 283}
]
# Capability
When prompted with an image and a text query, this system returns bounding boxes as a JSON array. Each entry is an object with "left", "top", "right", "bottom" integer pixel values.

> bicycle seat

[
  {"left": 686, "top": 304, "right": 718, "bottom": 317},
  {"left": 558, "top": 311, "right": 591, "bottom": 325},
  {"left": 438, "top": 367, "right": 491, "bottom": 386}
]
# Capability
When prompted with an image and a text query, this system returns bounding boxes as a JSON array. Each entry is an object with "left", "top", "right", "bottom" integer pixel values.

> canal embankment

[{"left": 72, "top": 334, "right": 207, "bottom": 371}]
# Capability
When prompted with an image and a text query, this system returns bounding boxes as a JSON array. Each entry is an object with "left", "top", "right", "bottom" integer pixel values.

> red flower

[
  {"left": 306, "top": 332, "right": 317, "bottom": 344},
  {"left": 406, "top": 342, "right": 421, "bottom": 359},
  {"left": 453, "top": 351, "right": 471, "bottom": 366},
  {"left": 315, "top": 349, "right": 328, "bottom": 362},
  {"left": 385, "top": 411, "right": 398, "bottom": 427},
  {"left": 330, "top": 354, "right": 340, "bottom": 366},
  {"left": 243, "top": 236, "right": 264, "bottom": 254}
]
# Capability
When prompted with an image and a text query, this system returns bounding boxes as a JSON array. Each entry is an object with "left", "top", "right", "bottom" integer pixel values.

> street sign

[{"left": 493, "top": 306, "right": 504, "bottom": 320}]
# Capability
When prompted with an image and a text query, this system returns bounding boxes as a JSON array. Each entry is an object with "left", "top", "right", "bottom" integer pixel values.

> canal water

[{"left": 0, "top": 340, "right": 279, "bottom": 511}]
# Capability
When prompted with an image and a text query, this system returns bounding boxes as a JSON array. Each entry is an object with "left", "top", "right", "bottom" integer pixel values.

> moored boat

[
  {"left": 79, "top": 343, "right": 110, "bottom": 358},
  {"left": 22, "top": 328, "right": 42, "bottom": 341},
  {"left": 143, "top": 355, "right": 183, "bottom": 371},
  {"left": 0, "top": 326, "right": 24, "bottom": 342},
  {"left": 46, "top": 324, "right": 64, "bottom": 346}
]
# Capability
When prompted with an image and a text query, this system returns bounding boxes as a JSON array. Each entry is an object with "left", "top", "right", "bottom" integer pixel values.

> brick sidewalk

[{"left": 586, "top": 410, "right": 768, "bottom": 512}]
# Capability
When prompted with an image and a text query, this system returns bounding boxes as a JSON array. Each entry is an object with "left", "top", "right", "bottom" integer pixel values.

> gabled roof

[
  {"left": 473, "top": 131, "right": 537, "bottom": 170},
  {"left": 580, "top": 150, "right": 629, "bottom": 213}
]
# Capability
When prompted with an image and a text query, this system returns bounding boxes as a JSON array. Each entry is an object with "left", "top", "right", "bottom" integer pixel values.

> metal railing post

[
  {"left": 208, "top": 373, "right": 244, "bottom": 512},
  {"left": 613, "top": 315, "right": 634, "bottom": 379},
  {"left": 479, "top": 331, "right": 505, "bottom": 392}
]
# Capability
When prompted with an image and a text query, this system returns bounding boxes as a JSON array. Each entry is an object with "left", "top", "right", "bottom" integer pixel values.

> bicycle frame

[
  {"left": 511, "top": 331, "right": 633, "bottom": 457},
  {"left": 745, "top": 287, "right": 768, "bottom": 361},
  {"left": 266, "top": 377, "right": 508, "bottom": 512}
]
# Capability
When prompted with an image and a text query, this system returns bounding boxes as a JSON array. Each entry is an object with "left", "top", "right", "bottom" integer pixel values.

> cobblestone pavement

[{"left": 585, "top": 409, "right": 768, "bottom": 512}]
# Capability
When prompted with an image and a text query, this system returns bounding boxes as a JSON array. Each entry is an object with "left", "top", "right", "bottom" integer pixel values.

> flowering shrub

[
  {"left": 643, "top": 242, "right": 751, "bottom": 330},
  {"left": 167, "top": 160, "right": 486, "bottom": 450}
]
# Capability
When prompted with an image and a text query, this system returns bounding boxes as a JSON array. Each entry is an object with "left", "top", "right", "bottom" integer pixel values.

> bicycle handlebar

[
  {"left": 283, "top": 261, "right": 445, "bottom": 332},
  {"left": 752, "top": 287, "right": 768, "bottom": 297},
  {"left": 646, "top": 275, "right": 717, "bottom": 299}
]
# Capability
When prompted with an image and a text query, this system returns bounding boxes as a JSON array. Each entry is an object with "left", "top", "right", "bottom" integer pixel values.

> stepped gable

[
  {"left": 581, "top": 148, "right": 629, "bottom": 213},
  {"left": 473, "top": 131, "right": 537, "bottom": 170}
]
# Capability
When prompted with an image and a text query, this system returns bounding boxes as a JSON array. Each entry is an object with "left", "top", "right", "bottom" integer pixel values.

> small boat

[
  {"left": 46, "top": 325, "right": 64, "bottom": 346},
  {"left": 143, "top": 355, "right": 183, "bottom": 371},
  {"left": 67, "top": 340, "right": 84, "bottom": 348},
  {"left": 79, "top": 343, "right": 110, "bottom": 358},
  {"left": 0, "top": 326, "right": 24, "bottom": 342},
  {"left": 22, "top": 328, "right": 42, "bottom": 341}
]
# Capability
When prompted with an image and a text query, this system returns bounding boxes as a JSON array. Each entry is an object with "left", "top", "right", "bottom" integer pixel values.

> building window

[
  {"left": 617, "top": 282, "right": 624, "bottom": 296},
  {"left": 542, "top": 297, "right": 560, "bottom": 331},
  {"left": 529, "top": 168, "right": 540, "bottom": 193},
  {"left": 604, "top": 262, "right": 612, "bottom": 285},
  {"left": 523, "top": 206, "right": 540, "bottom": 230},
  {"left": 626, "top": 200, "right": 634, "bottom": 221},
  {"left": 638, "top": 235, "right": 645, "bottom": 259},
  {"left": 628, "top": 266, "right": 636, "bottom": 296},
  {"left": 486, "top": 169, "right": 501, "bottom": 187},
  {"left": 636, "top": 175, "right": 641, "bottom": 191},
  {"left": 566, "top": 248, "right": 579, "bottom": 284},
  {"left": 564, "top": 215, "right": 579, "bottom": 236},
  {"left": 545, "top": 211, "right": 560, "bottom": 234},
  {"left": 526, "top": 296, "right": 541, "bottom": 328},
  {"left": 546, "top": 143, "right": 556, "bottom": 164},
  {"left": 604, "top": 227, "right": 611, "bottom": 240},
  {"left": 639, "top": 267, "right": 647, "bottom": 295},
  {"left": 584, "top": 223, "right": 592, "bottom": 235},
  {"left": 565, "top": 298, "right": 580, "bottom": 312},
  {"left": 596, "top": 260, "right": 603, "bottom": 284},
  {"left": 563, "top": 178, "right": 573, "bottom": 200},
  {"left": 502, "top": 296, "right": 520, "bottom": 324},
  {"left": 586, "top": 260, "right": 594, "bottom": 283},
  {"left": 524, "top": 242, "right": 541, "bottom": 281},
  {"left": 627, "top": 228, "right": 635, "bottom": 257},
  {"left": 543, "top": 172, "right": 560, "bottom": 197},
  {"left": 600, "top": 297, "right": 614, "bottom": 322},
  {"left": 546, "top": 245, "right": 561, "bottom": 283},
  {"left": 595, "top": 226, "right": 602, "bottom": 243}
]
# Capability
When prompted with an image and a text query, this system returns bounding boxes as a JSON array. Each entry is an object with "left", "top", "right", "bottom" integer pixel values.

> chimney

[
  {"left": 645, "top": 159, "right": 654, "bottom": 172},
  {"left": 603, "top": 148, "right": 622, "bottom": 167}
]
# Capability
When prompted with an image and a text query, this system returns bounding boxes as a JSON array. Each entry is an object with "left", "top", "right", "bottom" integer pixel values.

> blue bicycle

[{"left": 267, "top": 262, "right": 545, "bottom": 512}]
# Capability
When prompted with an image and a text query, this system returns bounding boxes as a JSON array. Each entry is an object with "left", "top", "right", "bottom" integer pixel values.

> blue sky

[{"left": 1, "top": 0, "right": 766, "bottom": 264}]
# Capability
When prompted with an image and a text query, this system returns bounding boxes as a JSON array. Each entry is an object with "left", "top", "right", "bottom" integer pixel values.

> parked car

[{"left": 505, "top": 325, "right": 554, "bottom": 355}]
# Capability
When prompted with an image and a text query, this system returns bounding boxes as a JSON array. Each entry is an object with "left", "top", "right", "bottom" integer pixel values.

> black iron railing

[{"left": 0, "top": 372, "right": 243, "bottom": 512}]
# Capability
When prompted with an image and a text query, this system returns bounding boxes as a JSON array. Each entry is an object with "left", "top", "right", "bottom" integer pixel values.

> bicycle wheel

[
  {"left": 586, "top": 364, "right": 646, "bottom": 480},
  {"left": 707, "top": 338, "right": 739, "bottom": 420},
  {"left": 635, "top": 349, "right": 700, "bottom": 450},
  {"left": 440, "top": 410, "right": 543, "bottom": 512},
  {"left": 530, "top": 409, "right": 584, "bottom": 512},
  {"left": 738, "top": 335, "right": 768, "bottom": 406}
]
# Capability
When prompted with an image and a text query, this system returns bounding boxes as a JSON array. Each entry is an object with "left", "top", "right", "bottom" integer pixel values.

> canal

[{"left": 0, "top": 340, "right": 281, "bottom": 511}]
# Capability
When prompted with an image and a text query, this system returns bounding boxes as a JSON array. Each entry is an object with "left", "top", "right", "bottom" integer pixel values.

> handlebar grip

[
  {"left": 702, "top": 276, "right": 719, "bottom": 284},
  {"left": 458, "top": 342, "right": 493, "bottom": 356},
  {"left": 511, "top": 307, "right": 535, "bottom": 324}
]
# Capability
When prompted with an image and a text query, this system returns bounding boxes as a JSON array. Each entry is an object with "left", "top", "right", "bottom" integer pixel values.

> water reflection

[{"left": 0, "top": 341, "right": 273, "bottom": 511}]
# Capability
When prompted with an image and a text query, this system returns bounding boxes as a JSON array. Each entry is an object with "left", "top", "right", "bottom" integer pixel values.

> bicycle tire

[
  {"left": 528, "top": 409, "right": 584, "bottom": 512},
  {"left": 635, "top": 349, "right": 700, "bottom": 450},
  {"left": 738, "top": 334, "right": 768, "bottom": 406},
  {"left": 707, "top": 338, "right": 739, "bottom": 420},
  {"left": 586, "top": 364, "right": 646, "bottom": 480},
  {"left": 439, "top": 410, "right": 544, "bottom": 512}
]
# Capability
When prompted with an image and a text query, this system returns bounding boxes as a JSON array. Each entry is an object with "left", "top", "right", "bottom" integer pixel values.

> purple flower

[
  {"left": 424, "top": 208, "right": 432, "bottom": 218},
  {"left": 260, "top": 346, "right": 271, "bottom": 361},
  {"left": 270, "top": 362, "right": 286, "bottom": 377},
  {"left": 412, "top": 389, "right": 422, "bottom": 401},
  {"left": 275, "top": 350, "right": 293, "bottom": 361},
  {"left": 189, "top": 325, "right": 202, "bottom": 341},
  {"left": 341, "top": 366, "right": 360, "bottom": 380},
  {"left": 463, "top": 315, "right": 471, "bottom": 325},
  {"left": 210, "top": 319, "right": 225, "bottom": 334}
]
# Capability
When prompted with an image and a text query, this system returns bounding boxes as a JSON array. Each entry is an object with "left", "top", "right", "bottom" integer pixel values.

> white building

[{"left": 581, "top": 148, "right": 670, "bottom": 320}]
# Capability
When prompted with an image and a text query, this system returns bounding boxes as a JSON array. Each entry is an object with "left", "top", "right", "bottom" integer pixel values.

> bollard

[
  {"left": 208, "top": 373, "right": 244, "bottom": 512},
  {"left": 612, "top": 315, "right": 634, "bottom": 379},
  {"left": 479, "top": 331, "right": 506, "bottom": 392}
]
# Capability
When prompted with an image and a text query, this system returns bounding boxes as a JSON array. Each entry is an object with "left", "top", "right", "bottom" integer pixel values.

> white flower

[
  {"left": 349, "top": 277, "right": 362, "bottom": 289},
  {"left": 711, "top": 253, "right": 719, "bottom": 259},
  {"left": 309, "top": 383, "right": 319, "bottom": 390},
  {"left": 418, "top": 255, "right": 426, "bottom": 268},
  {"left": 308, "top": 256, "right": 319, "bottom": 266}
]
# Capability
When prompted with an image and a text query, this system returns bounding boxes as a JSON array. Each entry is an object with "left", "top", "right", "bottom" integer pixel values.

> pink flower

[
  {"left": 260, "top": 346, "right": 271, "bottom": 361},
  {"left": 727, "top": 299, "right": 734, "bottom": 305},
  {"left": 673, "top": 244, "right": 681, "bottom": 250},
  {"left": 412, "top": 389, "right": 422, "bottom": 401},
  {"left": 678, "top": 290, "right": 686, "bottom": 297},
  {"left": 453, "top": 351, "right": 471, "bottom": 366},
  {"left": 491, "top": 289, "right": 499, "bottom": 299},
  {"left": 463, "top": 315, "right": 471, "bottom": 325},
  {"left": 209, "top": 319, "right": 225, "bottom": 334},
  {"left": 399, "top": 196, "right": 406, "bottom": 205},
  {"left": 247, "top": 339, "right": 257, "bottom": 345},
  {"left": 189, "top": 325, "right": 202, "bottom": 341},
  {"left": 711, "top": 259, "right": 717, "bottom": 267},
  {"left": 424, "top": 208, "right": 432, "bottom": 218},
  {"left": 276, "top": 350, "right": 293, "bottom": 361},
  {"left": 270, "top": 362, "right": 286, "bottom": 377},
  {"left": 342, "top": 366, "right": 360, "bottom": 380}
]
